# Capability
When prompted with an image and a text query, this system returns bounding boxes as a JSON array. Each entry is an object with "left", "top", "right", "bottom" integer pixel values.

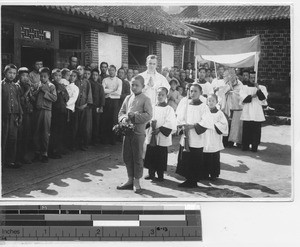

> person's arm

[
  {"left": 256, "top": 85, "right": 268, "bottom": 101},
  {"left": 214, "top": 111, "right": 229, "bottom": 136},
  {"left": 159, "top": 106, "right": 177, "bottom": 136},
  {"left": 130, "top": 97, "right": 153, "bottom": 124},
  {"left": 43, "top": 83, "right": 57, "bottom": 102},
  {"left": 174, "top": 91, "right": 181, "bottom": 104},
  {"left": 102, "top": 79, "right": 114, "bottom": 94},
  {"left": 66, "top": 85, "right": 79, "bottom": 107},
  {"left": 87, "top": 81, "right": 93, "bottom": 105},
  {"left": 110, "top": 78, "right": 122, "bottom": 98},
  {"left": 99, "top": 84, "right": 105, "bottom": 107},
  {"left": 118, "top": 95, "right": 129, "bottom": 123}
]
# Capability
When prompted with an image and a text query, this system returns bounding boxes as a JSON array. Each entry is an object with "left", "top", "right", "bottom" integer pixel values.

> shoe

[
  {"left": 117, "top": 183, "right": 133, "bottom": 190},
  {"left": 80, "top": 146, "right": 87, "bottom": 151},
  {"left": 210, "top": 176, "right": 218, "bottom": 181},
  {"left": 134, "top": 187, "right": 143, "bottom": 194},
  {"left": 41, "top": 155, "right": 49, "bottom": 163},
  {"left": 49, "top": 153, "right": 62, "bottom": 159},
  {"left": 242, "top": 145, "right": 250, "bottom": 151},
  {"left": 156, "top": 177, "right": 164, "bottom": 182},
  {"left": 20, "top": 159, "right": 32, "bottom": 164},
  {"left": 178, "top": 180, "right": 197, "bottom": 188},
  {"left": 251, "top": 145, "right": 258, "bottom": 152},
  {"left": 7, "top": 162, "right": 22, "bottom": 169},
  {"left": 32, "top": 153, "right": 41, "bottom": 162},
  {"left": 144, "top": 175, "right": 155, "bottom": 180}
]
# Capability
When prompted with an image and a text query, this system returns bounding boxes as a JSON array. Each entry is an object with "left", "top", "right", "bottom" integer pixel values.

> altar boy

[
  {"left": 117, "top": 75, "right": 152, "bottom": 193},
  {"left": 144, "top": 87, "right": 177, "bottom": 181}
]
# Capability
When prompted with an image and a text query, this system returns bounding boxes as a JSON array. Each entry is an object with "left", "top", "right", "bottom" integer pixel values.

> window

[
  {"left": 2, "top": 23, "right": 14, "bottom": 72},
  {"left": 183, "top": 40, "right": 195, "bottom": 69},
  {"left": 128, "top": 37, "right": 154, "bottom": 67},
  {"left": 59, "top": 32, "right": 81, "bottom": 49}
]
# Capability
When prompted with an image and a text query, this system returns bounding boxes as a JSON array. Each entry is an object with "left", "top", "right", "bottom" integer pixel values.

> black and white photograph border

[{"left": 0, "top": 1, "right": 293, "bottom": 201}]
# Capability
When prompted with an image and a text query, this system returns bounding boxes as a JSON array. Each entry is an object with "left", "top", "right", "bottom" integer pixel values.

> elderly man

[{"left": 139, "top": 55, "right": 170, "bottom": 105}]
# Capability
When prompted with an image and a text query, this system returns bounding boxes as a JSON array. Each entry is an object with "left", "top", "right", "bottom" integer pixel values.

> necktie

[{"left": 148, "top": 76, "right": 154, "bottom": 87}]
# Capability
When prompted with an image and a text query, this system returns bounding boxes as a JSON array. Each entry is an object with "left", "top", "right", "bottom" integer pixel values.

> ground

[{"left": 1, "top": 125, "right": 291, "bottom": 199}]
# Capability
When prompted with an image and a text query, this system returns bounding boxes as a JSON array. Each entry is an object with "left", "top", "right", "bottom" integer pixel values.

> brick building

[
  {"left": 1, "top": 5, "right": 194, "bottom": 73},
  {"left": 174, "top": 5, "right": 291, "bottom": 103}
]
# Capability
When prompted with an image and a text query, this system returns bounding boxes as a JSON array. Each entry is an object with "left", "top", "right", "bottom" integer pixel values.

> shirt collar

[
  {"left": 210, "top": 107, "right": 218, "bottom": 113},
  {"left": 156, "top": 102, "right": 167, "bottom": 107},
  {"left": 189, "top": 98, "right": 202, "bottom": 105},
  {"left": 134, "top": 91, "right": 142, "bottom": 96}
]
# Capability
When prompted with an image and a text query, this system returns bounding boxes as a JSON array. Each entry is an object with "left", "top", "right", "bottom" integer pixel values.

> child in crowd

[
  {"left": 117, "top": 75, "right": 152, "bottom": 193},
  {"left": 177, "top": 86, "right": 184, "bottom": 101},
  {"left": 32, "top": 67, "right": 57, "bottom": 163},
  {"left": 102, "top": 65, "right": 122, "bottom": 145},
  {"left": 167, "top": 79, "right": 181, "bottom": 111},
  {"left": 144, "top": 87, "right": 176, "bottom": 181},
  {"left": 61, "top": 68, "right": 71, "bottom": 82},
  {"left": 203, "top": 94, "right": 228, "bottom": 180},
  {"left": 90, "top": 68, "right": 105, "bottom": 145},
  {"left": 176, "top": 83, "right": 213, "bottom": 188},
  {"left": 49, "top": 69, "right": 69, "bottom": 159},
  {"left": 2, "top": 64, "right": 23, "bottom": 168},
  {"left": 16, "top": 67, "right": 34, "bottom": 164},
  {"left": 65, "top": 70, "right": 79, "bottom": 150}
]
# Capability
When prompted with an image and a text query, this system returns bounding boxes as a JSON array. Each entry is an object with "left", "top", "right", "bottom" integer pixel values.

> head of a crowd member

[
  {"left": 180, "top": 71, "right": 186, "bottom": 81},
  {"left": 39, "top": 67, "right": 50, "bottom": 84},
  {"left": 157, "top": 86, "right": 168, "bottom": 104},
  {"left": 84, "top": 66, "right": 92, "bottom": 80},
  {"left": 161, "top": 67, "right": 169, "bottom": 77},
  {"left": 169, "top": 68, "right": 175, "bottom": 78},
  {"left": 18, "top": 67, "right": 29, "bottom": 84},
  {"left": 108, "top": 65, "right": 117, "bottom": 78},
  {"left": 33, "top": 60, "right": 43, "bottom": 72},
  {"left": 146, "top": 54, "right": 158, "bottom": 73},
  {"left": 204, "top": 63, "right": 209, "bottom": 70},
  {"left": 174, "top": 70, "right": 180, "bottom": 80},
  {"left": 211, "top": 69, "right": 216, "bottom": 78},
  {"left": 51, "top": 68, "right": 62, "bottom": 83},
  {"left": 242, "top": 69, "right": 250, "bottom": 84},
  {"left": 192, "top": 70, "right": 196, "bottom": 79},
  {"left": 169, "top": 79, "right": 178, "bottom": 91},
  {"left": 127, "top": 69, "right": 134, "bottom": 81},
  {"left": 198, "top": 67, "right": 207, "bottom": 81},
  {"left": 61, "top": 68, "right": 70, "bottom": 81},
  {"left": 185, "top": 83, "right": 192, "bottom": 99},
  {"left": 133, "top": 69, "right": 139, "bottom": 77},
  {"left": 91, "top": 68, "right": 100, "bottom": 82},
  {"left": 186, "top": 62, "right": 192, "bottom": 70},
  {"left": 90, "top": 63, "right": 98, "bottom": 70},
  {"left": 207, "top": 94, "right": 218, "bottom": 110},
  {"left": 206, "top": 68, "right": 211, "bottom": 77},
  {"left": 217, "top": 65, "right": 225, "bottom": 79},
  {"left": 70, "top": 70, "right": 79, "bottom": 83},
  {"left": 121, "top": 63, "right": 128, "bottom": 74},
  {"left": 69, "top": 56, "right": 78, "bottom": 70},
  {"left": 117, "top": 68, "right": 126, "bottom": 80},
  {"left": 185, "top": 69, "right": 190, "bottom": 77},
  {"left": 77, "top": 65, "right": 85, "bottom": 78},
  {"left": 131, "top": 75, "right": 145, "bottom": 95},
  {"left": 177, "top": 85, "right": 184, "bottom": 96},
  {"left": 100, "top": 62, "right": 108, "bottom": 75},
  {"left": 190, "top": 83, "right": 202, "bottom": 100},
  {"left": 249, "top": 71, "right": 256, "bottom": 85}
]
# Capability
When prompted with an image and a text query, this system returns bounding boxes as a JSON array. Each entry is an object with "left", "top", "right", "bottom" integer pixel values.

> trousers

[
  {"left": 33, "top": 109, "right": 52, "bottom": 156},
  {"left": 122, "top": 134, "right": 145, "bottom": 179},
  {"left": 2, "top": 114, "right": 19, "bottom": 164}
]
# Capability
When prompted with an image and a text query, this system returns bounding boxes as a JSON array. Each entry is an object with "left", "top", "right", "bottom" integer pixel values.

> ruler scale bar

[{"left": 0, "top": 205, "right": 202, "bottom": 241}]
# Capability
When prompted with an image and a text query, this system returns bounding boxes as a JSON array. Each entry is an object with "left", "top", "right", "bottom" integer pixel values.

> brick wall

[
  {"left": 222, "top": 20, "right": 290, "bottom": 96},
  {"left": 84, "top": 28, "right": 99, "bottom": 65}
]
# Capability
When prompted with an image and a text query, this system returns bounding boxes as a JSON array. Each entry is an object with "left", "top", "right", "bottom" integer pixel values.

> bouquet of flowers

[{"left": 113, "top": 122, "right": 135, "bottom": 136}]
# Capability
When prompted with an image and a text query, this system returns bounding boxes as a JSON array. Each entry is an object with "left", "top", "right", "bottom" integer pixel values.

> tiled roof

[
  {"left": 174, "top": 5, "right": 290, "bottom": 23},
  {"left": 41, "top": 6, "right": 193, "bottom": 37}
]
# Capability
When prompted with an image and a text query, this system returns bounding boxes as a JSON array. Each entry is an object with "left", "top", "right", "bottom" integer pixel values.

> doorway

[{"left": 21, "top": 46, "right": 54, "bottom": 70}]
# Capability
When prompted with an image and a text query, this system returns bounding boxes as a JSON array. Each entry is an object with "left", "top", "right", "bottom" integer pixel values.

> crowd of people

[{"left": 1, "top": 54, "right": 268, "bottom": 193}]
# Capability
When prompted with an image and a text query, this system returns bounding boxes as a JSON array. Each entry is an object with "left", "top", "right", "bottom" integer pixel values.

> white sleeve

[
  {"left": 162, "top": 106, "right": 177, "bottom": 131},
  {"left": 176, "top": 98, "right": 188, "bottom": 125},
  {"left": 215, "top": 111, "right": 229, "bottom": 136},
  {"left": 199, "top": 105, "right": 214, "bottom": 129},
  {"left": 66, "top": 85, "right": 79, "bottom": 107}
]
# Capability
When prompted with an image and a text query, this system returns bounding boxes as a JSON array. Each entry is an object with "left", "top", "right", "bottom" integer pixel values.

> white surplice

[
  {"left": 240, "top": 85, "right": 268, "bottom": 122},
  {"left": 203, "top": 110, "right": 229, "bottom": 153},
  {"left": 145, "top": 105, "right": 177, "bottom": 147},
  {"left": 176, "top": 101, "right": 214, "bottom": 148}
]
